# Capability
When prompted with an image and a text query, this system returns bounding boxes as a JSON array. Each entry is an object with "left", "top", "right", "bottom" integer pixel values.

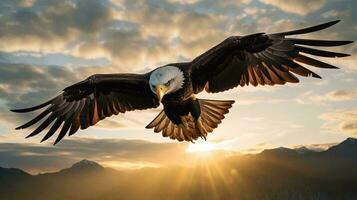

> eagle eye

[{"left": 165, "top": 78, "right": 174, "bottom": 86}]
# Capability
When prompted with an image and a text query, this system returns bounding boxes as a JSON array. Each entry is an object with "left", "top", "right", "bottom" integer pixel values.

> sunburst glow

[{"left": 186, "top": 142, "right": 216, "bottom": 152}]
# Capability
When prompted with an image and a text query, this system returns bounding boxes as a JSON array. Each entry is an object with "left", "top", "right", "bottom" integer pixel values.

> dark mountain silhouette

[
  {"left": 60, "top": 159, "right": 104, "bottom": 173},
  {"left": 324, "top": 137, "right": 357, "bottom": 157},
  {"left": 258, "top": 138, "right": 357, "bottom": 159},
  {"left": 0, "top": 167, "right": 30, "bottom": 179},
  {"left": 1, "top": 138, "right": 357, "bottom": 200},
  {"left": 260, "top": 146, "right": 299, "bottom": 157},
  {"left": 294, "top": 146, "right": 316, "bottom": 154}
]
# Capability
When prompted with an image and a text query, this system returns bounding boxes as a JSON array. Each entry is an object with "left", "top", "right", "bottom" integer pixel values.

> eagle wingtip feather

[
  {"left": 10, "top": 108, "right": 25, "bottom": 113},
  {"left": 25, "top": 134, "right": 33, "bottom": 139},
  {"left": 40, "top": 137, "right": 48, "bottom": 143},
  {"left": 329, "top": 19, "right": 340, "bottom": 25}
]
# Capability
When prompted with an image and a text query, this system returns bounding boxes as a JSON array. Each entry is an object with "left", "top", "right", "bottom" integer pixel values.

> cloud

[
  {"left": 325, "top": 90, "right": 357, "bottom": 101},
  {"left": 0, "top": 63, "right": 91, "bottom": 115},
  {"left": 167, "top": 0, "right": 200, "bottom": 4},
  {"left": 297, "top": 89, "right": 357, "bottom": 105},
  {"left": 244, "top": 7, "right": 265, "bottom": 16},
  {"left": 0, "top": 0, "right": 114, "bottom": 53},
  {"left": 1, "top": 0, "right": 354, "bottom": 71},
  {"left": 260, "top": 0, "right": 326, "bottom": 16},
  {"left": 238, "top": 95, "right": 287, "bottom": 105},
  {"left": 17, "top": 0, "right": 36, "bottom": 7},
  {"left": 0, "top": 137, "right": 235, "bottom": 173},
  {"left": 0, "top": 62, "right": 84, "bottom": 128},
  {"left": 320, "top": 109, "right": 357, "bottom": 136},
  {"left": 321, "top": 10, "right": 340, "bottom": 18},
  {"left": 118, "top": 3, "right": 229, "bottom": 61},
  {"left": 0, "top": 0, "right": 165, "bottom": 69},
  {"left": 0, "top": 62, "right": 78, "bottom": 106},
  {"left": 0, "top": 138, "right": 184, "bottom": 173},
  {"left": 0, "top": 0, "right": 232, "bottom": 69}
]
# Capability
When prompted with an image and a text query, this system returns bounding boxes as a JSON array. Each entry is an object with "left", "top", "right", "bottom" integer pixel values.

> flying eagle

[{"left": 11, "top": 20, "right": 353, "bottom": 145}]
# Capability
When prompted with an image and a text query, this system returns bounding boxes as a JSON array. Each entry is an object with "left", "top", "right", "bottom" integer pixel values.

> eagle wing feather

[
  {"left": 189, "top": 20, "right": 353, "bottom": 93},
  {"left": 11, "top": 73, "right": 159, "bottom": 144}
]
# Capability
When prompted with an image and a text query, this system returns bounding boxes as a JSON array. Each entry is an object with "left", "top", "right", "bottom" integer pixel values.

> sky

[{"left": 0, "top": 0, "right": 356, "bottom": 173}]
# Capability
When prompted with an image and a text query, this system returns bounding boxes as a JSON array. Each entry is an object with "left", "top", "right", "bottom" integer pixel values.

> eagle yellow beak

[{"left": 156, "top": 84, "right": 168, "bottom": 101}]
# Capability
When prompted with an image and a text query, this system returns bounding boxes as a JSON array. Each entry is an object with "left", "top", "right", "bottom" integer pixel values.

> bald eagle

[{"left": 11, "top": 20, "right": 353, "bottom": 144}]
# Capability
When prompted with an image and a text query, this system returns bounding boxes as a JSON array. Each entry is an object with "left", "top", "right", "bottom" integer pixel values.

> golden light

[
  {"left": 183, "top": 140, "right": 236, "bottom": 197},
  {"left": 186, "top": 142, "right": 216, "bottom": 153},
  {"left": 101, "top": 160, "right": 160, "bottom": 170},
  {"left": 185, "top": 140, "right": 234, "bottom": 154}
]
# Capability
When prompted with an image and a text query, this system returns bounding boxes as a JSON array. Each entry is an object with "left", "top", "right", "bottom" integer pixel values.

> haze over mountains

[{"left": 1, "top": 138, "right": 357, "bottom": 200}]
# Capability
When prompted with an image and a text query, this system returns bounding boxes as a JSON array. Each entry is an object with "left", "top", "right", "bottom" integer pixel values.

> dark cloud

[
  {"left": 1, "top": 0, "right": 354, "bottom": 67},
  {"left": 0, "top": 62, "right": 78, "bottom": 126},
  {"left": 0, "top": 62, "right": 78, "bottom": 104},
  {"left": 73, "top": 0, "right": 113, "bottom": 32},
  {"left": 0, "top": 0, "right": 235, "bottom": 67},
  {"left": 17, "top": 0, "right": 111, "bottom": 35},
  {"left": 0, "top": 0, "right": 115, "bottom": 53},
  {"left": 340, "top": 122, "right": 357, "bottom": 135}
]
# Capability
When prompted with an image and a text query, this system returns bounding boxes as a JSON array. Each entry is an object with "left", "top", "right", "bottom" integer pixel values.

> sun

[
  {"left": 186, "top": 142, "right": 216, "bottom": 153},
  {"left": 185, "top": 140, "right": 235, "bottom": 156}
]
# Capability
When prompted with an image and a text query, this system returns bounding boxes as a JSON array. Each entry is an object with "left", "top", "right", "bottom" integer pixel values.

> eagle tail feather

[{"left": 145, "top": 99, "right": 235, "bottom": 142}]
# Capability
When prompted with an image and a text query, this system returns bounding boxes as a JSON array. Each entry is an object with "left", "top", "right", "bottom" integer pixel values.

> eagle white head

[{"left": 149, "top": 66, "right": 185, "bottom": 101}]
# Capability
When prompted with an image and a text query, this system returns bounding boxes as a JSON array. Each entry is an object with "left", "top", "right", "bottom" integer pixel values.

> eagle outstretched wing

[
  {"left": 11, "top": 73, "right": 159, "bottom": 144},
  {"left": 189, "top": 20, "right": 353, "bottom": 93}
]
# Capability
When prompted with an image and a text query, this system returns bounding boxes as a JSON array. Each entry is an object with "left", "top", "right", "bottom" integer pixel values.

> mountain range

[{"left": 1, "top": 138, "right": 357, "bottom": 200}]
